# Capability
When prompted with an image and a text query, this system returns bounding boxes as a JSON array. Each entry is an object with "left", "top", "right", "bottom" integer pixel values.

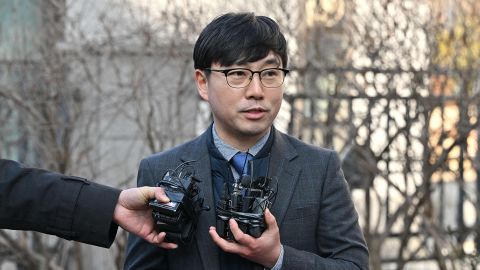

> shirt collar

[{"left": 212, "top": 123, "right": 271, "bottom": 161}]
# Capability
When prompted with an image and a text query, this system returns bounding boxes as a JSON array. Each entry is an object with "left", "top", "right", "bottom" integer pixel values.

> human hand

[
  {"left": 113, "top": 186, "right": 178, "bottom": 249},
  {"left": 209, "top": 208, "right": 281, "bottom": 268}
]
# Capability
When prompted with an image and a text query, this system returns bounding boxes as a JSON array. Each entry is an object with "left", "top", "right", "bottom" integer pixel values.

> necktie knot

[{"left": 230, "top": 152, "right": 253, "bottom": 176}]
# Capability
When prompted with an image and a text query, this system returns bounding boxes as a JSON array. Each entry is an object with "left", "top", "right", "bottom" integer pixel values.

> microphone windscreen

[{"left": 240, "top": 175, "right": 252, "bottom": 186}]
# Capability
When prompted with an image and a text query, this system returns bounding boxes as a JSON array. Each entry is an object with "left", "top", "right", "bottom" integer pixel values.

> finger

[
  {"left": 144, "top": 232, "right": 163, "bottom": 245},
  {"left": 208, "top": 226, "right": 225, "bottom": 245},
  {"left": 136, "top": 186, "right": 169, "bottom": 204},
  {"left": 229, "top": 218, "right": 253, "bottom": 245},
  {"left": 264, "top": 208, "right": 278, "bottom": 229},
  {"left": 153, "top": 187, "right": 170, "bottom": 202},
  {"left": 154, "top": 232, "right": 178, "bottom": 249},
  {"left": 209, "top": 226, "right": 239, "bottom": 253},
  {"left": 159, "top": 242, "right": 178, "bottom": 249},
  {"left": 136, "top": 186, "right": 156, "bottom": 203}
]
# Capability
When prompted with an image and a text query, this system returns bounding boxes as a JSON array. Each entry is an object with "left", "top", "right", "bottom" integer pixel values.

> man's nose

[{"left": 245, "top": 73, "right": 264, "bottom": 99}]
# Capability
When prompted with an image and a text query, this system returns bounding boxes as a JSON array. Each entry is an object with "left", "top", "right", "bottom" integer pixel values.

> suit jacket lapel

[
  {"left": 179, "top": 132, "right": 220, "bottom": 270},
  {"left": 268, "top": 130, "right": 300, "bottom": 226}
]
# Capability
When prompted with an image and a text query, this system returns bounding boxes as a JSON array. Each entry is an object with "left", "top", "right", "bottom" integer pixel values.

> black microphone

[{"left": 240, "top": 175, "right": 252, "bottom": 186}]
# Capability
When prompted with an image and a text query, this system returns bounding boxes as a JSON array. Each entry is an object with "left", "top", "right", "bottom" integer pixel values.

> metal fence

[{"left": 285, "top": 67, "right": 480, "bottom": 269}]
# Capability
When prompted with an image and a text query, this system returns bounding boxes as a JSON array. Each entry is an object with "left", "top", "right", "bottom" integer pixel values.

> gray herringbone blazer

[{"left": 124, "top": 127, "right": 369, "bottom": 270}]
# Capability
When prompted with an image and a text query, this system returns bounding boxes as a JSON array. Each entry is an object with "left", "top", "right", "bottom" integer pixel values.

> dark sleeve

[
  {"left": 282, "top": 152, "right": 369, "bottom": 270},
  {"left": 124, "top": 158, "right": 168, "bottom": 269},
  {"left": 0, "top": 159, "right": 121, "bottom": 248}
]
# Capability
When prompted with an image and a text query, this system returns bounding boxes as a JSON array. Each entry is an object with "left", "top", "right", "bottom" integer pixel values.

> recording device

[
  {"left": 216, "top": 159, "right": 277, "bottom": 240},
  {"left": 149, "top": 161, "right": 208, "bottom": 245}
]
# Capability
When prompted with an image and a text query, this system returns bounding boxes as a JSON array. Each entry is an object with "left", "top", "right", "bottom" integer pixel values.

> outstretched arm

[{"left": 0, "top": 159, "right": 176, "bottom": 248}]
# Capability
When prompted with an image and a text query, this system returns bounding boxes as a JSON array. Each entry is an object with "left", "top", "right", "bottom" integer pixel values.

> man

[
  {"left": 0, "top": 159, "right": 176, "bottom": 249},
  {"left": 124, "top": 12, "right": 369, "bottom": 269}
]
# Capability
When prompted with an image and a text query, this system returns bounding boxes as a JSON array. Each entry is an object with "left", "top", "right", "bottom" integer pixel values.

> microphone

[{"left": 240, "top": 175, "right": 252, "bottom": 186}]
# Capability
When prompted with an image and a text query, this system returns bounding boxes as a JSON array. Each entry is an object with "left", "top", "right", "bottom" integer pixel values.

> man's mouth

[{"left": 241, "top": 107, "right": 268, "bottom": 120}]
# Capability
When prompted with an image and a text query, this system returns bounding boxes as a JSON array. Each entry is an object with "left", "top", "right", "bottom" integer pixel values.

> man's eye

[
  {"left": 262, "top": 69, "right": 280, "bottom": 77},
  {"left": 228, "top": 70, "right": 248, "bottom": 77}
]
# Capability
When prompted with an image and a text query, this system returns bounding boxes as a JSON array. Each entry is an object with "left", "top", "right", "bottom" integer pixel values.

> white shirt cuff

[{"left": 269, "top": 245, "right": 284, "bottom": 270}]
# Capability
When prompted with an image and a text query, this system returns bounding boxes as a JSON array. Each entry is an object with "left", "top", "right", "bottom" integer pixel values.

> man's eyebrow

[
  {"left": 229, "top": 56, "right": 281, "bottom": 68},
  {"left": 263, "top": 58, "right": 281, "bottom": 65}
]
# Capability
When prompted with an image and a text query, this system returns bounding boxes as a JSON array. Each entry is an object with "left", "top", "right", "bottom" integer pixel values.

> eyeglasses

[{"left": 203, "top": 67, "right": 289, "bottom": 88}]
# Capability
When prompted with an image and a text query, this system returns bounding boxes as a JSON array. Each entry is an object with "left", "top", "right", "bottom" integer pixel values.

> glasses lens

[
  {"left": 260, "top": 69, "right": 285, "bottom": 87},
  {"left": 226, "top": 69, "right": 251, "bottom": 87}
]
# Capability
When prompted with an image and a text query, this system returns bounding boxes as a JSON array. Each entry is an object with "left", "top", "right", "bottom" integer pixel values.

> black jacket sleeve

[{"left": 0, "top": 159, "right": 121, "bottom": 248}]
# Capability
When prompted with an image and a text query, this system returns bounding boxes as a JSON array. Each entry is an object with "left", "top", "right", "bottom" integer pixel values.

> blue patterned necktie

[{"left": 230, "top": 152, "right": 253, "bottom": 176}]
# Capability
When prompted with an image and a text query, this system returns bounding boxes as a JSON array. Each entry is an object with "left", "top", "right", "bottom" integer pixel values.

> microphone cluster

[
  {"left": 149, "top": 161, "right": 208, "bottom": 245},
  {"left": 216, "top": 173, "right": 277, "bottom": 240}
]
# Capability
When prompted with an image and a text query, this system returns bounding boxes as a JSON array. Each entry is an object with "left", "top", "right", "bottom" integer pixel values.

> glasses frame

[{"left": 203, "top": 67, "right": 290, "bottom": 88}]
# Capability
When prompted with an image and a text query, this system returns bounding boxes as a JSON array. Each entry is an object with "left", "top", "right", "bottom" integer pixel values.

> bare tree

[{"left": 286, "top": 0, "right": 480, "bottom": 269}]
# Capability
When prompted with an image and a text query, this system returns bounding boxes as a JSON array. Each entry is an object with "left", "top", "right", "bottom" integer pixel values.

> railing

[{"left": 284, "top": 67, "right": 480, "bottom": 268}]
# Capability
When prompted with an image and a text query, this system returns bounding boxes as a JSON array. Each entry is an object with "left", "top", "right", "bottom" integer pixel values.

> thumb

[
  {"left": 136, "top": 186, "right": 168, "bottom": 204},
  {"left": 153, "top": 187, "right": 170, "bottom": 202},
  {"left": 264, "top": 208, "right": 277, "bottom": 228},
  {"left": 136, "top": 186, "right": 155, "bottom": 203}
]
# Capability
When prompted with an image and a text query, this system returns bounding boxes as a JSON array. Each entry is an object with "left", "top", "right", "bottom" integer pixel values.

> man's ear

[{"left": 195, "top": 69, "right": 209, "bottom": 101}]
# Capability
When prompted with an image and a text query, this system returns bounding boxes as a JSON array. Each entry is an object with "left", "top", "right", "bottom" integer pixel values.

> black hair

[{"left": 193, "top": 12, "right": 288, "bottom": 70}]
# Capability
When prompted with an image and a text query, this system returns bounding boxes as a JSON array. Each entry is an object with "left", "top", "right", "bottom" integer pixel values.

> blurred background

[{"left": 0, "top": 0, "right": 479, "bottom": 269}]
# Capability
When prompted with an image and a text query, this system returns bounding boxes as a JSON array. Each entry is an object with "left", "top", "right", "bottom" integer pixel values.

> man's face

[{"left": 195, "top": 52, "right": 284, "bottom": 149}]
